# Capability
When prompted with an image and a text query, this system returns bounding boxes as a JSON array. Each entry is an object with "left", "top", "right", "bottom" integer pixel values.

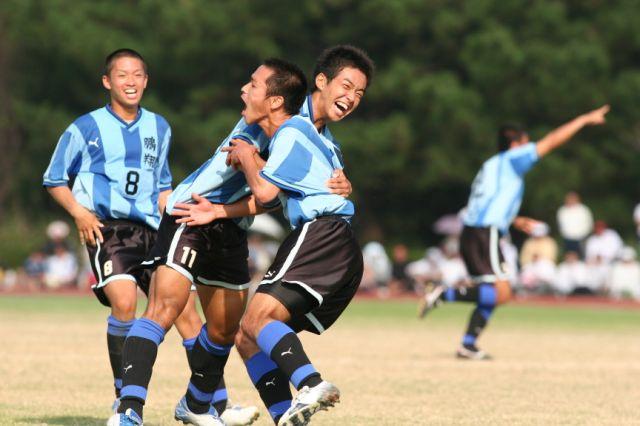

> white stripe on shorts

[
  {"left": 165, "top": 223, "right": 194, "bottom": 283},
  {"left": 196, "top": 277, "right": 252, "bottom": 290},
  {"left": 260, "top": 219, "right": 315, "bottom": 285},
  {"left": 489, "top": 226, "right": 507, "bottom": 279},
  {"left": 305, "top": 312, "right": 325, "bottom": 334}
]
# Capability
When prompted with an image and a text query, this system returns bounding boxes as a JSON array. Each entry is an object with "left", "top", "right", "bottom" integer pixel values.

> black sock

[
  {"left": 118, "top": 318, "right": 166, "bottom": 418},
  {"left": 183, "top": 337, "right": 196, "bottom": 370},
  {"left": 245, "top": 351, "right": 292, "bottom": 424},
  {"left": 444, "top": 286, "right": 479, "bottom": 303},
  {"left": 256, "top": 321, "right": 321, "bottom": 391},
  {"left": 463, "top": 306, "right": 494, "bottom": 349},
  {"left": 212, "top": 377, "right": 228, "bottom": 415},
  {"left": 185, "top": 325, "right": 233, "bottom": 414},
  {"left": 106, "top": 315, "right": 134, "bottom": 398}
]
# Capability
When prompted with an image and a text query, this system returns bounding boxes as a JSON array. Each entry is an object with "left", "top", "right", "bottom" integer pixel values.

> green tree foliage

[{"left": 1, "top": 0, "right": 639, "bottom": 264}]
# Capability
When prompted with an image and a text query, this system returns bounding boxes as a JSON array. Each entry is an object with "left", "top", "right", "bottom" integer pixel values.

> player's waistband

[
  {"left": 99, "top": 218, "right": 157, "bottom": 232},
  {"left": 313, "top": 214, "right": 352, "bottom": 224}
]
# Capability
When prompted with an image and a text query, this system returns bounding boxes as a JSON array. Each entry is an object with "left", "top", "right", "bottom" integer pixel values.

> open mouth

[
  {"left": 335, "top": 101, "right": 349, "bottom": 115},
  {"left": 124, "top": 88, "right": 138, "bottom": 99}
]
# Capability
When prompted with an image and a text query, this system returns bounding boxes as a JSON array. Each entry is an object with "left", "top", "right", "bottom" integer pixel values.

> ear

[
  {"left": 102, "top": 75, "right": 112, "bottom": 91},
  {"left": 315, "top": 73, "right": 327, "bottom": 90},
  {"left": 143, "top": 74, "right": 148, "bottom": 89},
  {"left": 270, "top": 95, "right": 284, "bottom": 111}
]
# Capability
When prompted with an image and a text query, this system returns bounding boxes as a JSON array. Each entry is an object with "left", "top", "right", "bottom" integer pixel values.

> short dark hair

[
  {"left": 263, "top": 58, "right": 308, "bottom": 115},
  {"left": 311, "top": 45, "right": 375, "bottom": 91},
  {"left": 497, "top": 123, "right": 525, "bottom": 152},
  {"left": 104, "top": 48, "right": 147, "bottom": 76}
]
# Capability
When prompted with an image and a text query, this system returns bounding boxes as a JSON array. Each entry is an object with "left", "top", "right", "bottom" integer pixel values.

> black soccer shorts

[
  {"left": 145, "top": 212, "right": 251, "bottom": 290},
  {"left": 256, "top": 215, "right": 364, "bottom": 334},
  {"left": 460, "top": 225, "right": 508, "bottom": 284},
  {"left": 86, "top": 219, "right": 156, "bottom": 307}
]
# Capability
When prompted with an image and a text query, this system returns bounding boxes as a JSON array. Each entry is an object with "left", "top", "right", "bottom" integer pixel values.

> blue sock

[
  {"left": 212, "top": 380, "right": 228, "bottom": 415},
  {"left": 245, "top": 351, "right": 292, "bottom": 422},
  {"left": 107, "top": 316, "right": 134, "bottom": 398},
  {"left": 185, "top": 325, "right": 233, "bottom": 414},
  {"left": 462, "top": 284, "right": 496, "bottom": 348},
  {"left": 119, "top": 318, "right": 166, "bottom": 418},
  {"left": 257, "top": 321, "right": 321, "bottom": 390}
]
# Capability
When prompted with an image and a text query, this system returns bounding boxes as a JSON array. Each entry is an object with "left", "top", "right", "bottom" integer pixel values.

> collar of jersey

[
  {"left": 304, "top": 94, "right": 330, "bottom": 136},
  {"left": 105, "top": 103, "right": 143, "bottom": 129}
]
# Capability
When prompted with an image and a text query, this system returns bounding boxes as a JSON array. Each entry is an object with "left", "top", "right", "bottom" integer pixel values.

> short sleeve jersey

[
  {"left": 462, "top": 142, "right": 539, "bottom": 233},
  {"left": 260, "top": 115, "right": 354, "bottom": 229},
  {"left": 43, "top": 105, "right": 172, "bottom": 229}
]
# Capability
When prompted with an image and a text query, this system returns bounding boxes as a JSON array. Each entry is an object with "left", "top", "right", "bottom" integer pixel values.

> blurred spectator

[
  {"left": 556, "top": 192, "right": 593, "bottom": 257},
  {"left": 500, "top": 236, "right": 519, "bottom": 285},
  {"left": 388, "top": 244, "right": 413, "bottom": 294},
  {"left": 584, "top": 255, "right": 611, "bottom": 294},
  {"left": 634, "top": 204, "right": 640, "bottom": 243},
  {"left": 438, "top": 237, "right": 468, "bottom": 287},
  {"left": 361, "top": 241, "right": 392, "bottom": 294},
  {"left": 24, "top": 250, "right": 47, "bottom": 290},
  {"left": 554, "top": 251, "right": 592, "bottom": 295},
  {"left": 519, "top": 254, "right": 556, "bottom": 294},
  {"left": 520, "top": 223, "right": 557, "bottom": 266},
  {"left": 44, "top": 244, "right": 78, "bottom": 289},
  {"left": 42, "top": 220, "right": 72, "bottom": 255},
  {"left": 606, "top": 246, "right": 640, "bottom": 300},
  {"left": 405, "top": 247, "right": 443, "bottom": 290},
  {"left": 585, "top": 221, "right": 623, "bottom": 263}
]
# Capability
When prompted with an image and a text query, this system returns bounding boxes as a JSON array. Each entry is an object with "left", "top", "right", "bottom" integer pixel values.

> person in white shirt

[
  {"left": 557, "top": 192, "right": 593, "bottom": 257},
  {"left": 607, "top": 246, "right": 640, "bottom": 300},
  {"left": 585, "top": 220, "right": 623, "bottom": 264},
  {"left": 554, "top": 251, "right": 590, "bottom": 295}
]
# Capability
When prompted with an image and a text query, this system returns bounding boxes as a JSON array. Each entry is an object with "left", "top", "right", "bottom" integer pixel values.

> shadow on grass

[{"left": 19, "top": 416, "right": 104, "bottom": 425}]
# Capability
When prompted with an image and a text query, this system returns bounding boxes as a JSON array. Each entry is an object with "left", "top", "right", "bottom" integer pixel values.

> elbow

[{"left": 255, "top": 191, "right": 277, "bottom": 206}]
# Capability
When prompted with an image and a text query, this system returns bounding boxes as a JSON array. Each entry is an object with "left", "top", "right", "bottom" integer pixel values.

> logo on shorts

[
  {"left": 264, "top": 270, "right": 276, "bottom": 279},
  {"left": 281, "top": 347, "right": 293, "bottom": 357}
]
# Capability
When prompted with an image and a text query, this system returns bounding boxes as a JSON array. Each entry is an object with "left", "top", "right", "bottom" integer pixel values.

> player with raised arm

[
  {"left": 418, "top": 105, "right": 610, "bottom": 359},
  {"left": 108, "top": 55, "right": 354, "bottom": 426},
  {"left": 43, "top": 49, "right": 202, "bottom": 413},
  {"left": 171, "top": 45, "right": 374, "bottom": 425}
]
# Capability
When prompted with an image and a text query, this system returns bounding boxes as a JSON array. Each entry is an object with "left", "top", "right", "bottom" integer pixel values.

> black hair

[
  {"left": 263, "top": 58, "right": 308, "bottom": 115},
  {"left": 311, "top": 45, "right": 375, "bottom": 91},
  {"left": 104, "top": 48, "right": 147, "bottom": 76},
  {"left": 497, "top": 123, "right": 525, "bottom": 152}
]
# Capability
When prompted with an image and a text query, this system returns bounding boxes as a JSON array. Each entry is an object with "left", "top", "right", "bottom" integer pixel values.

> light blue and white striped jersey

[
  {"left": 260, "top": 115, "right": 354, "bottom": 229},
  {"left": 165, "top": 118, "right": 269, "bottom": 231},
  {"left": 462, "top": 142, "right": 539, "bottom": 233},
  {"left": 43, "top": 105, "right": 172, "bottom": 229}
]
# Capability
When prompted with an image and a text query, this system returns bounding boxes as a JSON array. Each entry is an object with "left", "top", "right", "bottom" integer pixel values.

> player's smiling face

[
  {"left": 240, "top": 65, "right": 273, "bottom": 124},
  {"left": 316, "top": 66, "right": 367, "bottom": 122},
  {"left": 102, "top": 56, "right": 148, "bottom": 110}
]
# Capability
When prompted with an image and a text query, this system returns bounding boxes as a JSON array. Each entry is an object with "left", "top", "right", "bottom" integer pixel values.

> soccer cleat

[
  {"left": 174, "top": 396, "right": 225, "bottom": 426},
  {"left": 220, "top": 403, "right": 259, "bottom": 426},
  {"left": 111, "top": 398, "right": 121, "bottom": 414},
  {"left": 417, "top": 284, "right": 444, "bottom": 319},
  {"left": 456, "top": 345, "right": 492, "bottom": 360},
  {"left": 277, "top": 381, "right": 340, "bottom": 426},
  {"left": 106, "top": 408, "right": 143, "bottom": 426}
]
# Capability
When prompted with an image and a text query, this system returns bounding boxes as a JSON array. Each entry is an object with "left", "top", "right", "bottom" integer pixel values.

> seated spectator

[
  {"left": 585, "top": 220, "right": 623, "bottom": 263},
  {"left": 606, "top": 246, "right": 640, "bottom": 300},
  {"left": 557, "top": 192, "right": 593, "bottom": 257},
  {"left": 405, "top": 247, "right": 443, "bottom": 291},
  {"left": 520, "top": 223, "right": 557, "bottom": 266},
  {"left": 361, "top": 241, "right": 392, "bottom": 294},
  {"left": 389, "top": 244, "right": 413, "bottom": 295},
  {"left": 584, "top": 254, "right": 611, "bottom": 294},
  {"left": 554, "top": 251, "right": 590, "bottom": 295},
  {"left": 520, "top": 253, "right": 557, "bottom": 294},
  {"left": 24, "top": 250, "right": 47, "bottom": 290},
  {"left": 44, "top": 244, "right": 78, "bottom": 289}
]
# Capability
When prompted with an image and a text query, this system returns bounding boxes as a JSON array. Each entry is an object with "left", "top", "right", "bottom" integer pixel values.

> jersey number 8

[{"left": 125, "top": 171, "right": 140, "bottom": 195}]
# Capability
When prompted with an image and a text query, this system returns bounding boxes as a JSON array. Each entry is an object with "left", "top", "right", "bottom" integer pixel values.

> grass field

[{"left": 0, "top": 295, "right": 638, "bottom": 425}]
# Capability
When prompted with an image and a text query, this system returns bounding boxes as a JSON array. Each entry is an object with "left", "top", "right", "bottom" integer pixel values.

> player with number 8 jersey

[{"left": 43, "top": 49, "right": 203, "bottom": 411}]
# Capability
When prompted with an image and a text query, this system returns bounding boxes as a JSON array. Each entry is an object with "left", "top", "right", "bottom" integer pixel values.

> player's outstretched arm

[
  {"left": 512, "top": 216, "right": 546, "bottom": 235},
  {"left": 172, "top": 193, "right": 271, "bottom": 226},
  {"left": 46, "top": 186, "right": 104, "bottom": 246},
  {"left": 536, "top": 105, "right": 610, "bottom": 158},
  {"left": 327, "top": 168, "right": 352, "bottom": 198}
]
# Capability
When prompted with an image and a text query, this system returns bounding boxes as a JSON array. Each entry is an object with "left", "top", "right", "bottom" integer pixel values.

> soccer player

[
  {"left": 43, "top": 49, "right": 202, "bottom": 409},
  {"left": 173, "top": 45, "right": 374, "bottom": 425},
  {"left": 109, "top": 56, "right": 354, "bottom": 426},
  {"left": 418, "top": 105, "right": 610, "bottom": 359}
]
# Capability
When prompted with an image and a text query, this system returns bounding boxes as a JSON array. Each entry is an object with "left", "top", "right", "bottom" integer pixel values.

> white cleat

[
  {"left": 277, "top": 381, "right": 340, "bottom": 426},
  {"left": 418, "top": 284, "right": 444, "bottom": 319},
  {"left": 174, "top": 396, "right": 225, "bottom": 426},
  {"left": 220, "top": 404, "right": 259, "bottom": 425},
  {"left": 456, "top": 345, "right": 492, "bottom": 360},
  {"left": 106, "top": 408, "right": 143, "bottom": 426}
]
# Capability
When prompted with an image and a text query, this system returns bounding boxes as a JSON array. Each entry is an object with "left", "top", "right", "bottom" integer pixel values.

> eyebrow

[{"left": 344, "top": 77, "right": 365, "bottom": 93}]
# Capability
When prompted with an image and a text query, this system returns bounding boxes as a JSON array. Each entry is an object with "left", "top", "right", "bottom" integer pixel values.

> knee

[
  {"left": 110, "top": 297, "right": 136, "bottom": 321},
  {"left": 144, "top": 297, "right": 184, "bottom": 330},
  {"left": 206, "top": 322, "right": 239, "bottom": 346},
  {"left": 495, "top": 281, "right": 512, "bottom": 305}
]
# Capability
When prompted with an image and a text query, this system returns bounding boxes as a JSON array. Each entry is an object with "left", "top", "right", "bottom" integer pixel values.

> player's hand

[
  {"left": 171, "top": 193, "right": 226, "bottom": 226},
  {"left": 327, "top": 168, "right": 352, "bottom": 198},
  {"left": 582, "top": 104, "right": 610, "bottom": 126},
  {"left": 71, "top": 206, "right": 104, "bottom": 246},
  {"left": 513, "top": 216, "right": 546, "bottom": 235},
  {"left": 222, "top": 139, "right": 258, "bottom": 168}
]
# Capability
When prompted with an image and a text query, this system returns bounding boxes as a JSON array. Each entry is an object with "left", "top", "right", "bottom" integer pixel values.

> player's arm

[
  {"left": 172, "top": 193, "right": 274, "bottom": 226},
  {"left": 536, "top": 105, "right": 610, "bottom": 158},
  {"left": 158, "top": 189, "right": 172, "bottom": 215},
  {"left": 46, "top": 185, "right": 104, "bottom": 246},
  {"left": 223, "top": 140, "right": 280, "bottom": 205},
  {"left": 512, "top": 216, "right": 545, "bottom": 235}
]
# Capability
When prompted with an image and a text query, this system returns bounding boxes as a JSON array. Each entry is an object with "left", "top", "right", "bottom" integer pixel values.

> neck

[
  {"left": 310, "top": 91, "right": 327, "bottom": 131},
  {"left": 258, "top": 112, "right": 291, "bottom": 138},
  {"left": 110, "top": 100, "right": 139, "bottom": 122}
]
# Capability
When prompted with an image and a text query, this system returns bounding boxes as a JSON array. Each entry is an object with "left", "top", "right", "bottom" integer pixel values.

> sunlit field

[{"left": 0, "top": 296, "right": 638, "bottom": 425}]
